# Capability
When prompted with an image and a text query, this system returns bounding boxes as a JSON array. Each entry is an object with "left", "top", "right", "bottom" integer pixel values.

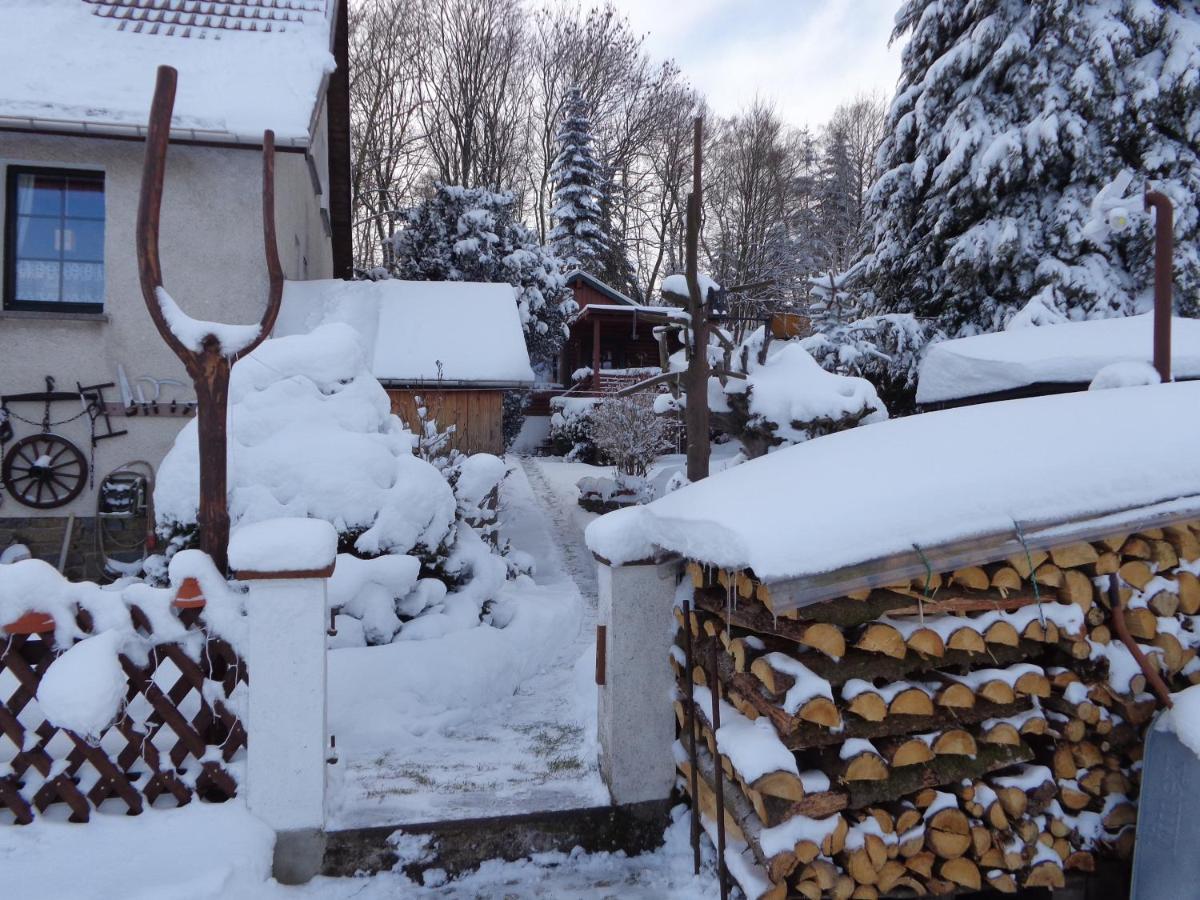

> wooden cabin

[
  {"left": 278, "top": 279, "right": 535, "bottom": 455},
  {"left": 556, "top": 270, "right": 673, "bottom": 392}
]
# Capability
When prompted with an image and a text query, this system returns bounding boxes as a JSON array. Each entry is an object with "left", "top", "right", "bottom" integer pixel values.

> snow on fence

[{"left": 0, "top": 559, "right": 246, "bottom": 825}]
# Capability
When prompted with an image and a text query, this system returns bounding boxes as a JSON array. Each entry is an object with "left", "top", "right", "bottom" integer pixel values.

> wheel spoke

[
  {"left": 34, "top": 480, "right": 45, "bottom": 505},
  {"left": 49, "top": 474, "right": 74, "bottom": 495}
]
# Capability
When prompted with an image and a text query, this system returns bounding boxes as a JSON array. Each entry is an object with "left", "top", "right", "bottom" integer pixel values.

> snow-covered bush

[
  {"left": 387, "top": 184, "right": 578, "bottom": 373},
  {"left": 153, "top": 323, "right": 511, "bottom": 645},
  {"left": 801, "top": 313, "right": 935, "bottom": 414},
  {"left": 548, "top": 397, "right": 599, "bottom": 462},
  {"left": 712, "top": 329, "right": 888, "bottom": 458},
  {"left": 501, "top": 390, "right": 530, "bottom": 452},
  {"left": 588, "top": 394, "right": 672, "bottom": 478},
  {"left": 576, "top": 473, "right": 653, "bottom": 514}
]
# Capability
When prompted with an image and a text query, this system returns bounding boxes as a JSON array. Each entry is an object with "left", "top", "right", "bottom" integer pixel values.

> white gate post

[
  {"left": 596, "top": 556, "right": 679, "bottom": 805},
  {"left": 230, "top": 519, "right": 338, "bottom": 885}
]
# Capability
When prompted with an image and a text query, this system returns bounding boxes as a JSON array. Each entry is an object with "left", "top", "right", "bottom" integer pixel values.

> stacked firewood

[{"left": 672, "top": 522, "right": 1200, "bottom": 898}]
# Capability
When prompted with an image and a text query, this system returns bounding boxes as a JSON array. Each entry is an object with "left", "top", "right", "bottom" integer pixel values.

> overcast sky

[{"left": 604, "top": 0, "right": 905, "bottom": 129}]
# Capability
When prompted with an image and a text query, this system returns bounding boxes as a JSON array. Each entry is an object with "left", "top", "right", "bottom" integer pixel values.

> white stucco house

[{"left": 0, "top": 0, "right": 352, "bottom": 577}]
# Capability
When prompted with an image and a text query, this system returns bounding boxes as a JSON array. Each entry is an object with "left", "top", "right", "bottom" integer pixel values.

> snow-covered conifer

[
  {"left": 549, "top": 87, "right": 609, "bottom": 272},
  {"left": 388, "top": 184, "right": 577, "bottom": 371},
  {"left": 862, "top": 0, "right": 1200, "bottom": 336}
]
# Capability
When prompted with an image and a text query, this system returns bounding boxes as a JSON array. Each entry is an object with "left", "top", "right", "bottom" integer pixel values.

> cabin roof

[
  {"left": 277, "top": 279, "right": 536, "bottom": 387},
  {"left": 565, "top": 270, "right": 638, "bottom": 306},
  {"left": 0, "top": 0, "right": 336, "bottom": 146}
]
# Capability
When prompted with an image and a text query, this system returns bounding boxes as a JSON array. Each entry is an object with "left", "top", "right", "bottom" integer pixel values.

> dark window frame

[{"left": 4, "top": 165, "right": 106, "bottom": 313}]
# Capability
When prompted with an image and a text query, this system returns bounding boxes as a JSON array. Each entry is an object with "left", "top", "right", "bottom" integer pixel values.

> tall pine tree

[
  {"left": 549, "top": 87, "right": 609, "bottom": 273},
  {"left": 862, "top": 0, "right": 1200, "bottom": 337}
]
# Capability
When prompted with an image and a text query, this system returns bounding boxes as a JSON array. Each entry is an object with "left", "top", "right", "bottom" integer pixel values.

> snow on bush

[
  {"left": 548, "top": 396, "right": 601, "bottom": 463},
  {"left": 589, "top": 394, "right": 672, "bottom": 478},
  {"left": 708, "top": 329, "right": 888, "bottom": 458},
  {"left": 1089, "top": 361, "right": 1161, "bottom": 392},
  {"left": 154, "top": 323, "right": 512, "bottom": 645},
  {"left": 801, "top": 313, "right": 934, "bottom": 415}
]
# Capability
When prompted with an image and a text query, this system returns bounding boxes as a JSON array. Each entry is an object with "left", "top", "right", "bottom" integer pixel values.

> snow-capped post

[
  {"left": 230, "top": 518, "right": 338, "bottom": 885},
  {"left": 1144, "top": 189, "right": 1174, "bottom": 383},
  {"left": 137, "top": 65, "right": 284, "bottom": 574},
  {"left": 684, "top": 115, "right": 710, "bottom": 483}
]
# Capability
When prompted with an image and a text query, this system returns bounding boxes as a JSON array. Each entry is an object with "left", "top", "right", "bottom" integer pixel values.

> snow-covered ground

[
  {"left": 326, "top": 456, "right": 608, "bottom": 827},
  {"left": 2, "top": 452, "right": 721, "bottom": 898},
  {"left": 3, "top": 799, "right": 717, "bottom": 899}
]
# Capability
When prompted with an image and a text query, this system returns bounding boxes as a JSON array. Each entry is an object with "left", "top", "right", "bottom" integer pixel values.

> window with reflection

[{"left": 5, "top": 168, "right": 105, "bottom": 311}]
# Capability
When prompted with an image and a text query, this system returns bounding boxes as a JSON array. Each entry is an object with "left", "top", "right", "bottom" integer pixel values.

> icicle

[{"left": 1012, "top": 519, "right": 1047, "bottom": 627}]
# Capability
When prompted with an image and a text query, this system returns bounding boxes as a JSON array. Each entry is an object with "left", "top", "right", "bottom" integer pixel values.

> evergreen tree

[
  {"left": 862, "top": 0, "right": 1200, "bottom": 337},
  {"left": 816, "top": 125, "right": 860, "bottom": 279},
  {"left": 388, "top": 184, "right": 577, "bottom": 370},
  {"left": 549, "top": 87, "right": 609, "bottom": 273}
]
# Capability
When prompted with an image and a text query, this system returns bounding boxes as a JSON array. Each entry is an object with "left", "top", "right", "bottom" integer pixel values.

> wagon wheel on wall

[{"left": 2, "top": 433, "right": 88, "bottom": 509}]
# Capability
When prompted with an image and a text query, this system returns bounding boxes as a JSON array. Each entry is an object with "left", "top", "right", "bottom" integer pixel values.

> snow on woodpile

[
  {"left": 916, "top": 314, "right": 1200, "bottom": 404},
  {"left": 155, "top": 322, "right": 510, "bottom": 644},
  {"left": 588, "top": 382, "right": 1200, "bottom": 582},
  {"left": 0, "top": 0, "right": 334, "bottom": 143},
  {"left": 278, "top": 279, "right": 535, "bottom": 385},
  {"left": 672, "top": 495, "right": 1200, "bottom": 896}
]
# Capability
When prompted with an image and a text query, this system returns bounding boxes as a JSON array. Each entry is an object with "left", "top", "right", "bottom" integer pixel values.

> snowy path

[
  {"left": 3, "top": 455, "right": 720, "bottom": 899},
  {"left": 325, "top": 455, "right": 608, "bottom": 829},
  {"left": 517, "top": 455, "right": 600, "bottom": 604}
]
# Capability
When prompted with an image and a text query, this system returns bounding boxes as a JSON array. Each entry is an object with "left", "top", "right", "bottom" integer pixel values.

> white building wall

[{"left": 0, "top": 130, "right": 332, "bottom": 518}]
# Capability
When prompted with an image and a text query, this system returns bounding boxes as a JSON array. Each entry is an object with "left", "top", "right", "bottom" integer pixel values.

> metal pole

[
  {"left": 1144, "top": 190, "right": 1174, "bottom": 383},
  {"left": 684, "top": 117, "right": 710, "bottom": 482},
  {"left": 709, "top": 639, "right": 729, "bottom": 900},
  {"left": 681, "top": 599, "right": 702, "bottom": 874}
]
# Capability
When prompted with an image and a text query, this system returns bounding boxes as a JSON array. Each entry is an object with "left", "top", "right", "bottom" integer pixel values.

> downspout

[
  {"left": 1144, "top": 190, "right": 1174, "bottom": 383},
  {"left": 326, "top": 0, "right": 353, "bottom": 279}
]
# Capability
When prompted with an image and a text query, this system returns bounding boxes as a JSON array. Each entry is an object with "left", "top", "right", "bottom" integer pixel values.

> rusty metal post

[
  {"left": 1109, "top": 576, "right": 1173, "bottom": 709},
  {"left": 709, "top": 639, "right": 729, "bottom": 900},
  {"left": 1144, "top": 190, "right": 1174, "bottom": 383},
  {"left": 136, "top": 65, "right": 284, "bottom": 573},
  {"left": 681, "top": 598, "right": 702, "bottom": 874}
]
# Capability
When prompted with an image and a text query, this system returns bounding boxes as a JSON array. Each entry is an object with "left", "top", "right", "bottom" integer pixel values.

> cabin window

[{"left": 4, "top": 167, "right": 105, "bottom": 312}]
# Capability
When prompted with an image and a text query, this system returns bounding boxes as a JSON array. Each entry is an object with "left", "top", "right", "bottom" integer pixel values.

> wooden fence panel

[{"left": 0, "top": 607, "right": 246, "bottom": 825}]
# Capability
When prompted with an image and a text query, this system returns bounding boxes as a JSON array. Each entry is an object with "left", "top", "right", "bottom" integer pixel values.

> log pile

[{"left": 673, "top": 523, "right": 1200, "bottom": 898}]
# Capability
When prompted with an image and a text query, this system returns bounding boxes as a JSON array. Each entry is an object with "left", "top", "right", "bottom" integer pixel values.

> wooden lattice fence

[{"left": 0, "top": 599, "right": 246, "bottom": 825}]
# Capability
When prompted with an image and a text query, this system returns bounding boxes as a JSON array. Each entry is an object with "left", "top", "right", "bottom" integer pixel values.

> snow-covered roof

[
  {"left": 0, "top": 0, "right": 336, "bottom": 145},
  {"left": 586, "top": 381, "right": 1200, "bottom": 608},
  {"left": 277, "top": 279, "right": 536, "bottom": 386},
  {"left": 575, "top": 303, "right": 682, "bottom": 319},
  {"left": 917, "top": 314, "right": 1200, "bottom": 405}
]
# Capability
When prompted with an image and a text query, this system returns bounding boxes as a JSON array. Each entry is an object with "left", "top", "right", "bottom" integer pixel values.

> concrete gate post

[
  {"left": 230, "top": 519, "right": 338, "bottom": 885},
  {"left": 596, "top": 557, "right": 679, "bottom": 806}
]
